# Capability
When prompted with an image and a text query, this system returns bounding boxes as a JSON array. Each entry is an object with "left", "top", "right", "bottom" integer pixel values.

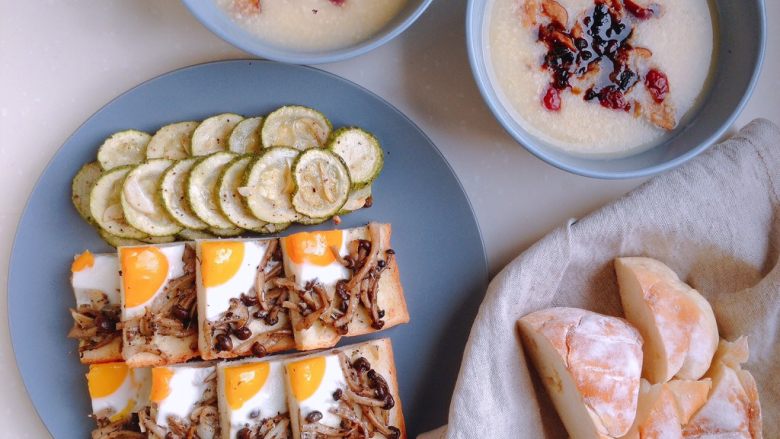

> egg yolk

[
  {"left": 287, "top": 357, "right": 326, "bottom": 402},
  {"left": 283, "top": 230, "right": 343, "bottom": 266},
  {"left": 109, "top": 399, "right": 136, "bottom": 422},
  {"left": 224, "top": 362, "right": 270, "bottom": 410},
  {"left": 120, "top": 247, "right": 169, "bottom": 308},
  {"left": 72, "top": 250, "right": 95, "bottom": 273},
  {"left": 200, "top": 241, "right": 245, "bottom": 288},
  {"left": 151, "top": 367, "right": 174, "bottom": 403},
  {"left": 87, "top": 362, "right": 128, "bottom": 399}
]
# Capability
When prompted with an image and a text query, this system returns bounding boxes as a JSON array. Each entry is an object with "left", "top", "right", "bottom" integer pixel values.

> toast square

[
  {"left": 68, "top": 251, "right": 124, "bottom": 364},
  {"left": 119, "top": 242, "right": 199, "bottom": 367},
  {"left": 196, "top": 237, "right": 294, "bottom": 361},
  {"left": 281, "top": 223, "right": 409, "bottom": 351},
  {"left": 284, "top": 338, "right": 406, "bottom": 439},
  {"left": 139, "top": 362, "right": 219, "bottom": 437}
]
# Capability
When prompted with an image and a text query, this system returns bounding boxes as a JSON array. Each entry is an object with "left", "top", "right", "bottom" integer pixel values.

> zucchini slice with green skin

[
  {"left": 218, "top": 155, "right": 267, "bottom": 231},
  {"left": 89, "top": 166, "right": 147, "bottom": 239},
  {"left": 261, "top": 106, "right": 331, "bottom": 150},
  {"left": 160, "top": 158, "right": 209, "bottom": 230},
  {"left": 242, "top": 147, "right": 301, "bottom": 224},
  {"left": 120, "top": 159, "right": 183, "bottom": 237},
  {"left": 291, "top": 149, "right": 351, "bottom": 219},
  {"left": 228, "top": 117, "right": 264, "bottom": 154},
  {"left": 297, "top": 215, "right": 328, "bottom": 225},
  {"left": 209, "top": 226, "right": 243, "bottom": 237},
  {"left": 187, "top": 151, "right": 239, "bottom": 229},
  {"left": 72, "top": 161, "right": 103, "bottom": 224},
  {"left": 98, "top": 228, "right": 145, "bottom": 248},
  {"left": 98, "top": 230, "right": 174, "bottom": 247},
  {"left": 327, "top": 127, "right": 383, "bottom": 188},
  {"left": 260, "top": 222, "right": 290, "bottom": 234},
  {"left": 142, "top": 235, "right": 176, "bottom": 244},
  {"left": 97, "top": 130, "right": 151, "bottom": 170},
  {"left": 177, "top": 228, "right": 216, "bottom": 240},
  {"left": 190, "top": 113, "right": 243, "bottom": 156},
  {"left": 146, "top": 121, "right": 198, "bottom": 160},
  {"left": 338, "top": 184, "right": 372, "bottom": 214}
]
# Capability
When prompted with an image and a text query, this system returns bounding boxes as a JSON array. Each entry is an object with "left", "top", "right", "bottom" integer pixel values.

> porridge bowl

[
  {"left": 182, "top": 0, "right": 433, "bottom": 64},
  {"left": 467, "top": 0, "right": 765, "bottom": 179}
]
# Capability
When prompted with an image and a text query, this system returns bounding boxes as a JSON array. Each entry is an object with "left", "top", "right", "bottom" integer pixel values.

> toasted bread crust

[
  {"left": 199, "top": 318, "right": 295, "bottom": 361},
  {"left": 123, "top": 333, "right": 199, "bottom": 368},
  {"left": 78, "top": 337, "right": 123, "bottom": 364},
  {"left": 290, "top": 224, "right": 409, "bottom": 351},
  {"left": 288, "top": 338, "right": 406, "bottom": 439}
]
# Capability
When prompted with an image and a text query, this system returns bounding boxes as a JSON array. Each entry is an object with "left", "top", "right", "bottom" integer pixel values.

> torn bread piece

[
  {"left": 285, "top": 338, "right": 405, "bottom": 439},
  {"left": 280, "top": 223, "right": 409, "bottom": 351},
  {"left": 665, "top": 379, "right": 711, "bottom": 425},
  {"left": 197, "top": 238, "right": 294, "bottom": 361},
  {"left": 621, "top": 380, "right": 682, "bottom": 439},
  {"left": 622, "top": 378, "right": 712, "bottom": 439},
  {"left": 683, "top": 337, "right": 762, "bottom": 439},
  {"left": 69, "top": 250, "right": 123, "bottom": 364},
  {"left": 517, "top": 307, "right": 643, "bottom": 439},
  {"left": 87, "top": 362, "right": 150, "bottom": 439},
  {"left": 615, "top": 257, "right": 718, "bottom": 382},
  {"left": 119, "top": 242, "right": 199, "bottom": 367},
  {"left": 140, "top": 362, "right": 220, "bottom": 438},
  {"left": 217, "top": 355, "right": 296, "bottom": 439}
]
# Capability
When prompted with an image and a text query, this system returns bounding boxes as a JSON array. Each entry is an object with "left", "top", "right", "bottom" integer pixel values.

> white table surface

[{"left": 0, "top": 1, "right": 777, "bottom": 437}]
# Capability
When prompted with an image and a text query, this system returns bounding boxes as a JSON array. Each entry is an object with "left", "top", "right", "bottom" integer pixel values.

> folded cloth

[{"left": 437, "top": 119, "right": 780, "bottom": 439}]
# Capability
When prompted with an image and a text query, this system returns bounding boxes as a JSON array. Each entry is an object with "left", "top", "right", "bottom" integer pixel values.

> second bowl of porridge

[
  {"left": 468, "top": 0, "right": 765, "bottom": 178},
  {"left": 183, "top": 0, "right": 433, "bottom": 64}
]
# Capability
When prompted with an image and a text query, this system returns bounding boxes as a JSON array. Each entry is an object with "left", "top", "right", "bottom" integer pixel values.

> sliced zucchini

[
  {"left": 261, "top": 106, "right": 331, "bottom": 150},
  {"left": 98, "top": 229, "right": 145, "bottom": 248},
  {"left": 160, "top": 158, "right": 209, "bottom": 230},
  {"left": 187, "top": 151, "right": 239, "bottom": 229},
  {"left": 190, "top": 113, "right": 243, "bottom": 156},
  {"left": 218, "top": 156, "right": 267, "bottom": 231},
  {"left": 260, "top": 222, "right": 290, "bottom": 234},
  {"left": 89, "top": 166, "right": 147, "bottom": 239},
  {"left": 160, "top": 157, "right": 209, "bottom": 233},
  {"left": 177, "top": 228, "right": 216, "bottom": 241},
  {"left": 339, "top": 185, "right": 372, "bottom": 214},
  {"left": 228, "top": 117, "right": 264, "bottom": 154},
  {"left": 297, "top": 216, "right": 328, "bottom": 225},
  {"left": 291, "top": 149, "right": 350, "bottom": 219},
  {"left": 146, "top": 121, "right": 198, "bottom": 160},
  {"left": 327, "top": 127, "right": 383, "bottom": 188},
  {"left": 72, "top": 161, "right": 103, "bottom": 224},
  {"left": 98, "top": 230, "right": 175, "bottom": 248},
  {"left": 142, "top": 235, "right": 176, "bottom": 244},
  {"left": 209, "top": 226, "right": 243, "bottom": 237},
  {"left": 242, "top": 147, "right": 300, "bottom": 224},
  {"left": 120, "top": 159, "right": 183, "bottom": 237},
  {"left": 97, "top": 130, "right": 151, "bottom": 170}
]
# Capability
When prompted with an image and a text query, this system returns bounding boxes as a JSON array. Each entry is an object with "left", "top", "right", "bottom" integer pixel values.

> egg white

[
  {"left": 224, "top": 360, "right": 288, "bottom": 436},
  {"left": 72, "top": 253, "right": 120, "bottom": 306},
  {"left": 90, "top": 366, "right": 149, "bottom": 421},
  {"left": 283, "top": 234, "right": 350, "bottom": 290},
  {"left": 202, "top": 240, "right": 269, "bottom": 321},
  {"left": 155, "top": 365, "right": 214, "bottom": 425},
  {"left": 123, "top": 244, "right": 186, "bottom": 320},
  {"left": 294, "top": 354, "right": 346, "bottom": 428}
]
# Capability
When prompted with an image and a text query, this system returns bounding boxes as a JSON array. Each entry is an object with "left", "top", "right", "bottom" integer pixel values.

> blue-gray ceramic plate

[
  {"left": 467, "top": 0, "right": 766, "bottom": 179},
  {"left": 8, "top": 60, "right": 487, "bottom": 437},
  {"left": 181, "top": 0, "right": 434, "bottom": 64}
]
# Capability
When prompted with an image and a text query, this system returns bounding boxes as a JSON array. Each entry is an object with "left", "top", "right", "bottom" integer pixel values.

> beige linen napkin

[{"left": 431, "top": 119, "right": 780, "bottom": 439}]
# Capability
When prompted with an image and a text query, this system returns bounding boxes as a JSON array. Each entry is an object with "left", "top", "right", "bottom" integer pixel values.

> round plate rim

[{"left": 6, "top": 59, "right": 488, "bottom": 436}]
